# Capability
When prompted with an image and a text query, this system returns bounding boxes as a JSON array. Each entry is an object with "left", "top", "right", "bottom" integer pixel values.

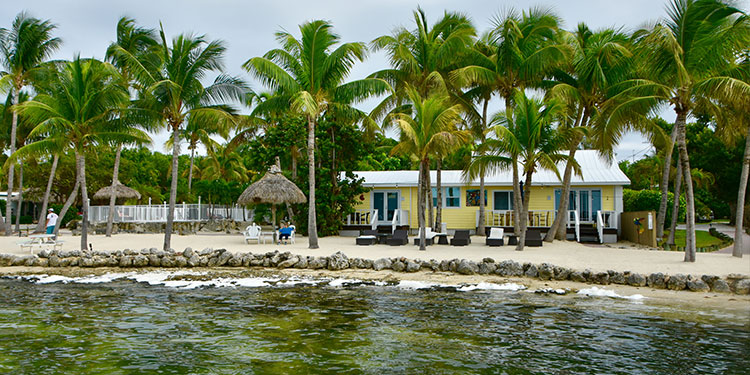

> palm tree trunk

[
  {"left": 676, "top": 113, "right": 696, "bottom": 262},
  {"left": 547, "top": 146, "right": 579, "bottom": 242},
  {"left": 426, "top": 163, "right": 434, "bottom": 228},
  {"left": 512, "top": 156, "right": 521, "bottom": 235},
  {"left": 188, "top": 146, "right": 195, "bottom": 193},
  {"left": 435, "top": 158, "right": 442, "bottom": 230},
  {"left": 307, "top": 116, "right": 319, "bottom": 249},
  {"left": 54, "top": 180, "right": 79, "bottom": 236},
  {"left": 105, "top": 145, "right": 123, "bottom": 237},
  {"left": 14, "top": 161, "right": 24, "bottom": 232},
  {"left": 36, "top": 154, "right": 59, "bottom": 232},
  {"left": 733, "top": 126, "right": 750, "bottom": 258},
  {"left": 418, "top": 158, "right": 427, "bottom": 251},
  {"left": 5, "top": 88, "right": 20, "bottom": 236},
  {"left": 657, "top": 125, "right": 680, "bottom": 239},
  {"left": 164, "top": 126, "right": 180, "bottom": 251},
  {"left": 516, "top": 171, "right": 533, "bottom": 251},
  {"left": 667, "top": 153, "right": 683, "bottom": 246},
  {"left": 79, "top": 153, "right": 90, "bottom": 251},
  {"left": 477, "top": 99, "right": 488, "bottom": 236}
]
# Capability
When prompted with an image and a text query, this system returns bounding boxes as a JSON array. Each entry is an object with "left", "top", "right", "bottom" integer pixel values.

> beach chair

[
  {"left": 288, "top": 225, "right": 296, "bottom": 244},
  {"left": 387, "top": 229, "right": 409, "bottom": 246},
  {"left": 525, "top": 229, "right": 543, "bottom": 247},
  {"left": 450, "top": 230, "right": 471, "bottom": 246},
  {"left": 486, "top": 227, "right": 504, "bottom": 247},
  {"left": 244, "top": 223, "right": 263, "bottom": 244},
  {"left": 356, "top": 229, "right": 378, "bottom": 246},
  {"left": 413, "top": 227, "right": 437, "bottom": 246}
]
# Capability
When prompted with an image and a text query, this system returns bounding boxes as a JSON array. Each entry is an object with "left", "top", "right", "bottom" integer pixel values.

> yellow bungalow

[{"left": 343, "top": 150, "right": 629, "bottom": 243}]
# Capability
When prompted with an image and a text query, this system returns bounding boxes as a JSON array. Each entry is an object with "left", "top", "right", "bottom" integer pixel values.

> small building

[{"left": 342, "top": 150, "right": 629, "bottom": 243}]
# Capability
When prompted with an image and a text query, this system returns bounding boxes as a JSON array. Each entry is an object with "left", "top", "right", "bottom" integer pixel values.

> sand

[{"left": 3, "top": 231, "right": 748, "bottom": 278}]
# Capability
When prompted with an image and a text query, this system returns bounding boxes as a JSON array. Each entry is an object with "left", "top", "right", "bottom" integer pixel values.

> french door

[{"left": 373, "top": 191, "right": 400, "bottom": 223}]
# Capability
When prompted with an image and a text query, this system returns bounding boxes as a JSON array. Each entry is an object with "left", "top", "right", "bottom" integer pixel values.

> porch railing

[
  {"left": 344, "top": 209, "right": 379, "bottom": 230},
  {"left": 480, "top": 209, "right": 556, "bottom": 228},
  {"left": 88, "top": 203, "right": 254, "bottom": 224},
  {"left": 569, "top": 210, "right": 580, "bottom": 242},
  {"left": 596, "top": 210, "right": 605, "bottom": 244}
]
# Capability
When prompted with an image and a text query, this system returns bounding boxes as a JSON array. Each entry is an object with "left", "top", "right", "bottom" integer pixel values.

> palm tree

[
  {"left": 0, "top": 12, "right": 61, "bottom": 235},
  {"left": 13, "top": 57, "right": 147, "bottom": 250},
  {"left": 482, "top": 92, "right": 566, "bottom": 251},
  {"left": 244, "top": 20, "right": 389, "bottom": 249},
  {"left": 611, "top": 0, "right": 749, "bottom": 261},
  {"left": 542, "top": 24, "right": 634, "bottom": 242},
  {"left": 113, "top": 25, "right": 246, "bottom": 251},
  {"left": 391, "top": 85, "right": 469, "bottom": 250},
  {"left": 452, "top": 6, "right": 568, "bottom": 236}
]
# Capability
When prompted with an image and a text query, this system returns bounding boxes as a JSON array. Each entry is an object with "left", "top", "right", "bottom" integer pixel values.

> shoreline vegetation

[{"left": 1, "top": 246, "right": 748, "bottom": 301}]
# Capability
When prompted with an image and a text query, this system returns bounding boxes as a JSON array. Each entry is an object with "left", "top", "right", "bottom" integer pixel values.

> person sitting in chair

[{"left": 278, "top": 222, "right": 293, "bottom": 245}]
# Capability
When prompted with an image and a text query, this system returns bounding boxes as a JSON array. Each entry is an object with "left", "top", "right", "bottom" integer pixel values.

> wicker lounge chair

[
  {"left": 450, "top": 230, "right": 471, "bottom": 246},
  {"left": 525, "top": 229, "right": 543, "bottom": 247},
  {"left": 387, "top": 229, "right": 409, "bottom": 246},
  {"left": 356, "top": 229, "right": 378, "bottom": 246},
  {"left": 486, "top": 227, "right": 504, "bottom": 247},
  {"left": 413, "top": 227, "right": 438, "bottom": 246}
]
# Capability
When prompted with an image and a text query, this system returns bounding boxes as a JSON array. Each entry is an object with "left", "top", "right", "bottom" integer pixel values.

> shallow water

[{"left": 0, "top": 273, "right": 748, "bottom": 374}]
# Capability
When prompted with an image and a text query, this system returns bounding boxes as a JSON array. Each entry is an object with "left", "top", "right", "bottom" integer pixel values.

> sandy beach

[{"left": 2, "top": 231, "right": 748, "bottom": 278}]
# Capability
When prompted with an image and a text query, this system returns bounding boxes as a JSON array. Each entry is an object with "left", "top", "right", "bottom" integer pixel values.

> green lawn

[{"left": 662, "top": 229, "right": 724, "bottom": 248}]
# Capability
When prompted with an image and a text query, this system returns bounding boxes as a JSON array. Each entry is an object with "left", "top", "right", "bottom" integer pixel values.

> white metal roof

[{"left": 347, "top": 150, "right": 630, "bottom": 187}]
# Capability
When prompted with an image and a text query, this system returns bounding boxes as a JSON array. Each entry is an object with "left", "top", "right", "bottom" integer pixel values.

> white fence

[{"left": 88, "top": 204, "right": 254, "bottom": 224}]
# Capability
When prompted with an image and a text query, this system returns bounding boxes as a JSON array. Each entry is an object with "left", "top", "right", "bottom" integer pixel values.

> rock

[
  {"left": 734, "top": 279, "right": 750, "bottom": 295},
  {"left": 278, "top": 257, "right": 299, "bottom": 269},
  {"left": 456, "top": 260, "right": 478, "bottom": 275},
  {"left": 106, "top": 257, "right": 119, "bottom": 267},
  {"left": 609, "top": 271, "right": 626, "bottom": 285},
  {"left": 553, "top": 266, "right": 571, "bottom": 280},
  {"left": 308, "top": 257, "right": 327, "bottom": 269},
  {"left": 183, "top": 247, "right": 194, "bottom": 258},
  {"left": 627, "top": 273, "right": 647, "bottom": 287},
  {"left": 582, "top": 269, "right": 592, "bottom": 282},
  {"left": 148, "top": 255, "right": 161, "bottom": 267},
  {"left": 33, "top": 258, "right": 49, "bottom": 267},
  {"left": 391, "top": 260, "right": 406, "bottom": 272},
  {"left": 648, "top": 273, "right": 667, "bottom": 289},
  {"left": 93, "top": 257, "right": 108, "bottom": 267},
  {"left": 12, "top": 255, "right": 33, "bottom": 266},
  {"left": 119, "top": 256, "right": 133, "bottom": 267},
  {"left": 569, "top": 271, "right": 586, "bottom": 283},
  {"left": 174, "top": 256, "right": 188, "bottom": 267},
  {"left": 123, "top": 248, "right": 137, "bottom": 256},
  {"left": 373, "top": 258, "right": 392, "bottom": 271},
  {"left": 187, "top": 255, "right": 200, "bottom": 267},
  {"left": 667, "top": 274, "right": 687, "bottom": 291},
  {"left": 38, "top": 249, "right": 51, "bottom": 258},
  {"left": 439, "top": 260, "right": 451, "bottom": 272},
  {"left": 496, "top": 260, "right": 523, "bottom": 276},
  {"left": 537, "top": 263, "right": 554, "bottom": 281},
  {"left": 687, "top": 279, "right": 710, "bottom": 292},
  {"left": 327, "top": 252, "right": 350, "bottom": 270},
  {"left": 161, "top": 257, "right": 175, "bottom": 267},
  {"left": 294, "top": 257, "right": 308, "bottom": 269},
  {"left": 524, "top": 264, "right": 538, "bottom": 278},
  {"left": 405, "top": 260, "right": 421, "bottom": 273},
  {"left": 482, "top": 257, "right": 495, "bottom": 263},
  {"left": 48, "top": 256, "right": 60, "bottom": 267},
  {"left": 592, "top": 272, "right": 610, "bottom": 285},
  {"left": 200, "top": 248, "right": 213, "bottom": 256},
  {"left": 478, "top": 262, "right": 496, "bottom": 275},
  {"left": 133, "top": 255, "right": 149, "bottom": 267},
  {"left": 216, "top": 251, "right": 233, "bottom": 266},
  {"left": 80, "top": 257, "right": 95, "bottom": 267}
]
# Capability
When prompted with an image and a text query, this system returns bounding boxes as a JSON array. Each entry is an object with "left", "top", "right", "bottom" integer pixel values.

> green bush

[
  {"left": 623, "top": 189, "right": 686, "bottom": 227},
  {"left": 10, "top": 215, "right": 34, "bottom": 224},
  {"left": 48, "top": 204, "right": 79, "bottom": 228}
]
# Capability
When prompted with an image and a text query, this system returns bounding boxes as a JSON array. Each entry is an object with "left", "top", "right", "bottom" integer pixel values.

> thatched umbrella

[
  {"left": 237, "top": 160, "right": 306, "bottom": 240},
  {"left": 93, "top": 181, "right": 142, "bottom": 201}
]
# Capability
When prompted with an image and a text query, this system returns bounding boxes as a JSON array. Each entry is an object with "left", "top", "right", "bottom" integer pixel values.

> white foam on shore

[
  {"left": 328, "top": 278, "right": 362, "bottom": 287},
  {"left": 457, "top": 282, "right": 527, "bottom": 292},
  {"left": 27, "top": 275, "right": 76, "bottom": 284},
  {"left": 577, "top": 286, "right": 645, "bottom": 301}
]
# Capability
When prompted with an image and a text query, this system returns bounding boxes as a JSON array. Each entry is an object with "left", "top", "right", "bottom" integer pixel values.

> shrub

[{"left": 623, "top": 189, "right": 686, "bottom": 227}]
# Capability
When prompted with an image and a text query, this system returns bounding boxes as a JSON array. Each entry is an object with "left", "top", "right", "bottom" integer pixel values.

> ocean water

[{"left": 0, "top": 271, "right": 748, "bottom": 374}]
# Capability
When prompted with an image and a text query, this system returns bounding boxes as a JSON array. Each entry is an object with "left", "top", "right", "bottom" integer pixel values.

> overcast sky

[{"left": 5, "top": 0, "right": 748, "bottom": 162}]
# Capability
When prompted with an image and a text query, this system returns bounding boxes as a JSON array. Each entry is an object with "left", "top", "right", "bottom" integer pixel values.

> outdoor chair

[
  {"left": 356, "top": 229, "right": 378, "bottom": 246},
  {"left": 387, "top": 229, "right": 409, "bottom": 246},
  {"left": 486, "top": 227, "right": 504, "bottom": 247},
  {"left": 450, "top": 230, "right": 471, "bottom": 246},
  {"left": 244, "top": 223, "right": 263, "bottom": 244},
  {"left": 278, "top": 225, "right": 296, "bottom": 244},
  {"left": 525, "top": 229, "right": 543, "bottom": 247},
  {"left": 413, "top": 227, "right": 437, "bottom": 246}
]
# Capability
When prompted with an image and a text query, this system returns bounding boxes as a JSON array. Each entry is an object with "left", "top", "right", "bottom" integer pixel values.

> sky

[{"left": 4, "top": 0, "right": 748, "bottom": 162}]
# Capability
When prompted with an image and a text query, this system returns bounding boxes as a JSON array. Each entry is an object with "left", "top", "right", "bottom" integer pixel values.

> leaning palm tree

[
  {"left": 0, "top": 12, "right": 61, "bottom": 235},
  {"left": 244, "top": 20, "right": 390, "bottom": 249},
  {"left": 12, "top": 57, "right": 148, "bottom": 250},
  {"left": 391, "top": 84, "right": 469, "bottom": 250},
  {"left": 112, "top": 25, "right": 246, "bottom": 251},
  {"left": 609, "top": 0, "right": 749, "bottom": 261},
  {"left": 452, "top": 6, "right": 568, "bottom": 236}
]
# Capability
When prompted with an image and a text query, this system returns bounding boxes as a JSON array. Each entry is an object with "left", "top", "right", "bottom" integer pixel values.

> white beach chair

[
  {"left": 244, "top": 223, "right": 263, "bottom": 244},
  {"left": 486, "top": 227, "right": 504, "bottom": 247}
]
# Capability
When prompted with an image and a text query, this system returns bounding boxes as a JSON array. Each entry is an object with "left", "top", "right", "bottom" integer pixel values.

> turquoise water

[{"left": 0, "top": 273, "right": 748, "bottom": 374}]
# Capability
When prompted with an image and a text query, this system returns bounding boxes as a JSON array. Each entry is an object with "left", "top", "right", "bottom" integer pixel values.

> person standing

[{"left": 46, "top": 208, "right": 58, "bottom": 234}]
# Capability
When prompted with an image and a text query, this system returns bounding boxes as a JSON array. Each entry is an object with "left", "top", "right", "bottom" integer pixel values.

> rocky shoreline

[{"left": 1, "top": 247, "right": 748, "bottom": 295}]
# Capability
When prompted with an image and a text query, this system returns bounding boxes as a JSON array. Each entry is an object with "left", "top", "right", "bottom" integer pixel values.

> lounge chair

[
  {"left": 244, "top": 223, "right": 263, "bottom": 244},
  {"left": 387, "top": 229, "right": 409, "bottom": 246},
  {"left": 486, "top": 227, "right": 504, "bottom": 247},
  {"left": 356, "top": 229, "right": 378, "bottom": 246},
  {"left": 413, "top": 227, "right": 437, "bottom": 246},
  {"left": 450, "top": 230, "right": 471, "bottom": 246},
  {"left": 525, "top": 229, "right": 543, "bottom": 247}
]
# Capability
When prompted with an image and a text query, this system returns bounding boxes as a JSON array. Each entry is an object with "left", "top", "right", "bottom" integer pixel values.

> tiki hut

[
  {"left": 237, "top": 160, "right": 306, "bottom": 232},
  {"left": 93, "top": 181, "right": 142, "bottom": 201}
]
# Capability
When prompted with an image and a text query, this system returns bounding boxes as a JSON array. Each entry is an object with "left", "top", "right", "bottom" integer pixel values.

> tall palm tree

[
  {"left": 244, "top": 20, "right": 389, "bottom": 249},
  {"left": 0, "top": 12, "right": 61, "bottom": 235},
  {"left": 611, "top": 0, "right": 749, "bottom": 261},
  {"left": 113, "top": 25, "right": 246, "bottom": 251},
  {"left": 13, "top": 57, "right": 147, "bottom": 250},
  {"left": 452, "top": 6, "right": 568, "bottom": 236},
  {"left": 391, "top": 85, "right": 469, "bottom": 250},
  {"left": 482, "top": 92, "right": 566, "bottom": 251},
  {"left": 543, "top": 24, "right": 634, "bottom": 242}
]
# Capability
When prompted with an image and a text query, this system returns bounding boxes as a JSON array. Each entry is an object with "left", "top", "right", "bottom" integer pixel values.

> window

[
  {"left": 465, "top": 189, "right": 487, "bottom": 207},
  {"left": 493, "top": 191, "right": 514, "bottom": 210},
  {"left": 445, "top": 187, "right": 460, "bottom": 207}
]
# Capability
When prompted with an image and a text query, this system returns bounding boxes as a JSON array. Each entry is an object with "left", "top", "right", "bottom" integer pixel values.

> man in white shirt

[{"left": 46, "top": 208, "right": 58, "bottom": 234}]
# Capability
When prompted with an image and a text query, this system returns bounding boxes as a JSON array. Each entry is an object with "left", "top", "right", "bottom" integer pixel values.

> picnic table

[{"left": 17, "top": 234, "right": 64, "bottom": 253}]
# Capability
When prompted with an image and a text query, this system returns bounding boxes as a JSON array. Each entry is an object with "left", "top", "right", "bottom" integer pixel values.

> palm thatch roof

[
  {"left": 237, "top": 164, "right": 306, "bottom": 206},
  {"left": 93, "top": 181, "right": 142, "bottom": 200}
]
